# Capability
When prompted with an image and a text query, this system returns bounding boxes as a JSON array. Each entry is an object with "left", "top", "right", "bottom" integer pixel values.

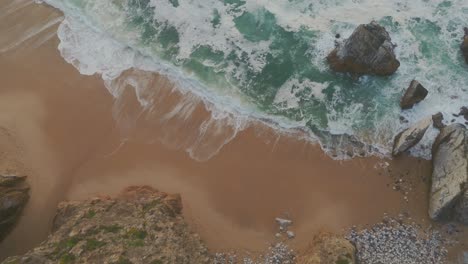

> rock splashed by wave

[{"left": 36, "top": 0, "right": 468, "bottom": 160}]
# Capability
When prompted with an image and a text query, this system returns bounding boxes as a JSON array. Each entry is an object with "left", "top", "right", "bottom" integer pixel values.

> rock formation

[
  {"left": 3, "top": 186, "right": 211, "bottom": 264},
  {"left": 0, "top": 175, "right": 29, "bottom": 241},
  {"left": 392, "top": 117, "right": 432, "bottom": 156},
  {"left": 429, "top": 124, "right": 468, "bottom": 224},
  {"left": 400, "top": 80, "right": 428, "bottom": 110},
  {"left": 327, "top": 21, "right": 400, "bottom": 76},
  {"left": 461, "top": 27, "right": 468, "bottom": 63},
  {"left": 297, "top": 232, "right": 356, "bottom": 264}
]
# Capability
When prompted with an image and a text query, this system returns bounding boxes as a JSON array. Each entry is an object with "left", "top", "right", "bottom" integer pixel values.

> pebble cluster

[{"left": 347, "top": 218, "right": 449, "bottom": 264}]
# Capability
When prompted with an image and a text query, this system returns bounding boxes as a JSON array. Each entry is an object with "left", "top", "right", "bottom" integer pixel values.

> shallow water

[{"left": 37, "top": 0, "right": 468, "bottom": 160}]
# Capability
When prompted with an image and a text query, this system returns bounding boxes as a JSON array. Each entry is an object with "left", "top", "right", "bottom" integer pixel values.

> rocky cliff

[{"left": 3, "top": 186, "right": 211, "bottom": 264}]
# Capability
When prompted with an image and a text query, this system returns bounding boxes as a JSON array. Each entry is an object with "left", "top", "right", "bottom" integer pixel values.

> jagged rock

[
  {"left": 400, "top": 80, "right": 428, "bottom": 110},
  {"left": 327, "top": 21, "right": 400, "bottom": 76},
  {"left": 432, "top": 112, "right": 445, "bottom": 129},
  {"left": 297, "top": 233, "right": 356, "bottom": 264},
  {"left": 3, "top": 186, "right": 211, "bottom": 264},
  {"left": 429, "top": 124, "right": 468, "bottom": 223},
  {"left": 0, "top": 175, "right": 29, "bottom": 241},
  {"left": 392, "top": 117, "right": 432, "bottom": 156},
  {"left": 461, "top": 27, "right": 468, "bottom": 63}
]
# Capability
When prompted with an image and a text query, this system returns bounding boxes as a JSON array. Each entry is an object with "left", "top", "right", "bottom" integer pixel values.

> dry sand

[{"left": 0, "top": 1, "right": 465, "bottom": 261}]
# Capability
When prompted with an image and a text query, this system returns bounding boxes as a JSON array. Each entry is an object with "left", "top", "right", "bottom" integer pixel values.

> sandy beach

[{"left": 0, "top": 1, "right": 466, "bottom": 262}]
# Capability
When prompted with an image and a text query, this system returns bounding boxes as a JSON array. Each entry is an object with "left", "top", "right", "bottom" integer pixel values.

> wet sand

[{"left": 0, "top": 1, "right": 464, "bottom": 261}]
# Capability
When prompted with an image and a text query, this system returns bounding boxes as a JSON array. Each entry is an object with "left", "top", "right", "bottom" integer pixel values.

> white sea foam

[{"left": 274, "top": 78, "right": 328, "bottom": 110}]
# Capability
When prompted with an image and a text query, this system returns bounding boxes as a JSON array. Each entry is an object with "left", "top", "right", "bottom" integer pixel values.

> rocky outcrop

[
  {"left": 297, "top": 233, "right": 356, "bottom": 264},
  {"left": 429, "top": 124, "right": 468, "bottom": 224},
  {"left": 392, "top": 117, "right": 432, "bottom": 156},
  {"left": 400, "top": 80, "right": 428, "bottom": 109},
  {"left": 461, "top": 27, "right": 468, "bottom": 63},
  {"left": 0, "top": 175, "right": 29, "bottom": 241},
  {"left": 327, "top": 21, "right": 400, "bottom": 76},
  {"left": 3, "top": 186, "right": 211, "bottom": 264}
]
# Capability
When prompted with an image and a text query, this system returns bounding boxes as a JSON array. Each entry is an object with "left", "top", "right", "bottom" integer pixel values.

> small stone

[
  {"left": 275, "top": 217, "right": 292, "bottom": 230},
  {"left": 286, "top": 231, "right": 295, "bottom": 239}
]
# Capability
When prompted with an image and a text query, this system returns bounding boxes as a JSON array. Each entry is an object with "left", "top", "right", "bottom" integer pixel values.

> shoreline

[{"left": 0, "top": 1, "right": 466, "bottom": 262}]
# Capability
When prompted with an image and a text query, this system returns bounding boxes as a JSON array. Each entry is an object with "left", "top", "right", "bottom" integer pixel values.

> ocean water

[{"left": 36, "top": 0, "right": 468, "bottom": 160}]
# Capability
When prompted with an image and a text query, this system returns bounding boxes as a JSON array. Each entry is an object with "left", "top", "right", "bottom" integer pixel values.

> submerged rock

[
  {"left": 392, "top": 117, "right": 432, "bottom": 156},
  {"left": 4, "top": 186, "right": 211, "bottom": 264},
  {"left": 461, "top": 27, "right": 468, "bottom": 63},
  {"left": 432, "top": 112, "right": 445, "bottom": 129},
  {"left": 456, "top": 106, "right": 468, "bottom": 121},
  {"left": 0, "top": 175, "right": 29, "bottom": 241},
  {"left": 400, "top": 80, "right": 428, "bottom": 110},
  {"left": 297, "top": 233, "right": 356, "bottom": 264},
  {"left": 327, "top": 21, "right": 400, "bottom": 76},
  {"left": 429, "top": 124, "right": 468, "bottom": 224}
]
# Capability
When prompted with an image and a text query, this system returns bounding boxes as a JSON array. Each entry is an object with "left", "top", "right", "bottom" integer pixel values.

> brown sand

[{"left": 0, "top": 1, "right": 465, "bottom": 261}]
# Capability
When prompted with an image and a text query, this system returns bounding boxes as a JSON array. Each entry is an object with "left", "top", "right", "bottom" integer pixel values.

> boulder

[
  {"left": 432, "top": 112, "right": 445, "bottom": 129},
  {"left": 392, "top": 117, "right": 432, "bottom": 156},
  {"left": 400, "top": 80, "right": 428, "bottom": 109},
  {"left": 297, "top": 233, "right": 356, "bottom": 264},
  {"left": 0, "top": 175, "right": 29, "bottom": 241},
  {"left": 327, "top": 21, "right": 400, "bottom": 76},
  {"left": 461, "top": 27, "right": 468, "bottom": 64},
  {"left": 429, "top": 124, "right": 468, "bottom": 222}
]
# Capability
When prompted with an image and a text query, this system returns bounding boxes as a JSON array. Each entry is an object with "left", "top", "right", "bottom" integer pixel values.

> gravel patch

[{"left": 347, "top": 218, "right": 450, "bottom": 264}]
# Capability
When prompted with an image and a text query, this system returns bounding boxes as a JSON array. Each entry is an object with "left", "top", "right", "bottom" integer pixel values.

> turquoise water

[{"left": 42, "top": 0, "right": 468, "bottom": 159}]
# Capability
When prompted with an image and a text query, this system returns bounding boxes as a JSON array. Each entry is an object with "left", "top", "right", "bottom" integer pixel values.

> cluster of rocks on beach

[{"left": 327, "top": 19, "right": 468, "bottom": 228}]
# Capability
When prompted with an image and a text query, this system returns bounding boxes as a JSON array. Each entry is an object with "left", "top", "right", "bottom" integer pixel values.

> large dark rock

[
  {"left": 0, "top": 175, "right": 29, "bottom": 241},
  {"left": 429, "top": 124, "right": 468, "bottom": 224},
  {"left": 461, "top": 27, "right": 468, "bottom": 64},
  {"left": 400, "top": 80, "right": 428, "bottom": 110},
  {"left": 327, "top": 21, "right": 400, "bottom": 76},
  {"left": 392, "top": 117, "right": 432, "bottom": 156}
]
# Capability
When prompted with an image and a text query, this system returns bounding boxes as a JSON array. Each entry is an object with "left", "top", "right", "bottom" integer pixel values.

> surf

[{"left": 36, "top": 0, "right": 468, "bottom": 160}]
